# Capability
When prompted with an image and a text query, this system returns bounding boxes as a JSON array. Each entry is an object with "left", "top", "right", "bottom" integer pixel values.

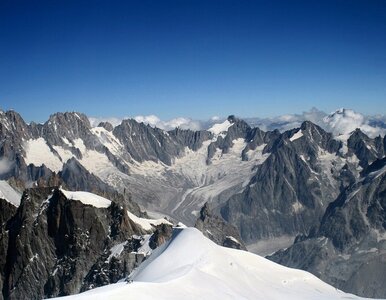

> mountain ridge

[{"left": 1, "top": 108, "right": 386, "bottom": 298}]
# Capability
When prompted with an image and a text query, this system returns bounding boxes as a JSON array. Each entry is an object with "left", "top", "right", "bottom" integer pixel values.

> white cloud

[
  {"left": 244, "top": 108, "right": 326, "bottom": 132},
  {"left": 134, "top": 115, "right": 203, "bottom": 131},
  {"left": 88, "top": 117, "right": 125, "bottom": 127},
  {"left": 0, "top": 158, "right": 13, "bottom": 177},
  {"left": 89, "top": 108, "right": 386, "bottom": 138},
  {"left": 244, "top": 107, "right": 386, "bottom": 137},
  {"left": 89, "top": 115, "right": 206, "bottom": 131},
  {"left": 323, "top": 108, "right": 386, "bottom": 137}
]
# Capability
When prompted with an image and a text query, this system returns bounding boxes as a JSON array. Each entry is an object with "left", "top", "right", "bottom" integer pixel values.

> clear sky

[{"left": 0, "top": 0, "right": 385, "bottom": 123}]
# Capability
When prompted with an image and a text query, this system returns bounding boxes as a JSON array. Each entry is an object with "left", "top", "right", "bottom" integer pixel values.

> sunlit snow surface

[
  {"left": 53, "top": 228, "right": 373, "bottom": 300},
  {"left": 208, "top": 119, "right": 232, "bottom": 135},
  {"left": 126, "top": 211, "right": 172, "bottom": 231},
  {"left": 59, "top": 189, "right": 112, "bottom": 208},
  {"left": 0, "top": 180, "right": 21, "bottom": 206},
  {"left": 289, "top": 129, "right": 304, "bottom": 142},
  {"left": 24, "top": 138, "right": 64, "bottom": 172}
]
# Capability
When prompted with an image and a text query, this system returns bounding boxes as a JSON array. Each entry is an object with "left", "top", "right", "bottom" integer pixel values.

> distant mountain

[
  {"left": 268, "top": 157, "right": 386, "bottom": 298},
  {"left": 1, "top": 108, "right": 386, "bottom": 298}
]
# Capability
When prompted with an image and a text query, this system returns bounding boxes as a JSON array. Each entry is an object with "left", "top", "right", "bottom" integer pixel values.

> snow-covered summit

[
  {"left": 324, "top": 108, "right": 385, "bottom": 138},
  {"left": 54, "top": 228, "right": 370, "bottom": 300}
]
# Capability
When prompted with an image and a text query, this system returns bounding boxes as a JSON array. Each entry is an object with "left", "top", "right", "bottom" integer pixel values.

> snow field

[{"left": 53, "top": 228, "right": 371, "bottom": 300}]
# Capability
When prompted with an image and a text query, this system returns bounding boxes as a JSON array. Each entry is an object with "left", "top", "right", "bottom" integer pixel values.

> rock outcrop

[
  {"left": 268, "top": 158, "right": 386, "bottom": 298},
  {"left": 195, "top": 203, "right": 246, "bottom": 250},
  {"left": 0, "top": 187, "right": 154, "bottom": 299}
]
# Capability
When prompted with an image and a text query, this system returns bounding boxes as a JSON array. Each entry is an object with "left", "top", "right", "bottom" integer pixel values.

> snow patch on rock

[
  {"left": 60, "top": 189, "right": 112, "bottom": 208},
  {"left": 0, "top": 180, "right": 21, "bottom": 206}
]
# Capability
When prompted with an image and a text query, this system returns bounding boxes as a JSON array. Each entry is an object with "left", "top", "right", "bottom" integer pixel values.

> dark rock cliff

[
  {"left": 0, "top": 187, "right": 148, "bottom": 299},
  {"left": 195, "top": 203, "right": 246, "bottom": 250}
]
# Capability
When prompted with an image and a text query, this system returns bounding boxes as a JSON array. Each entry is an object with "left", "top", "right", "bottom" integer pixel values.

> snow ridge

[{"left": 54, "top": 228, "right": 369, "bottom": 300}]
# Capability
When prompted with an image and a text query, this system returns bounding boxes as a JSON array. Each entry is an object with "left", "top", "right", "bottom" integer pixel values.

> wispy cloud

[
  {"left": 133, "top": 115, "right": 203, "bottom": 131},
  {"left": 0, "top": 158, "right": 13, "bottom": 177},
  {"left": 89, "top": 108, "right": 386, "bottom": 137},
  {"left": 323, "top": 108, "right": 386, "bottom": 137},
  {"left": 89, "top": 115, "right": 206, "bottom": 131},
  {"left": 88, "top": 116, "right": 126, "bottom": 127}
]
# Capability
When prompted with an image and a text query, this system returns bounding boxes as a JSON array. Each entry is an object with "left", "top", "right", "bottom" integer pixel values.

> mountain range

[{"left": 0, "top": 108, "right": 385, "bottom": 298}]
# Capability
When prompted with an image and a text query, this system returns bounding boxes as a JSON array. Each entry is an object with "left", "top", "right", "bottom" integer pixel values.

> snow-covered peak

[
  {"left": 208, "top": 120, "right": 233, "bottom": 135},
  {"left": 324, "top": 108, "right": 386, "bottom": 138},
  {"left": 55, "top": 227, "right": 368, "bottom": 300},
  {"left": 59, "top": 189, "right": 112, "bottom": 208}
]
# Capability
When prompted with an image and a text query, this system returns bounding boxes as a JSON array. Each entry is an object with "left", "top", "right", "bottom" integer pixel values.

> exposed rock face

[
  {"left": 268, "top": 158, "right": 386, "bottom": 298},
  {"left": 347, "top": 129, "right": 384, "bottom": 168},
  {"left": 1, "top": 187, "right": 148, "bottom": 299},
  {"left": 0, "top": 199, "right": 16, "bottom": 300},
  {"left": 195, "top": 203, "right": 246, "bottom": 250},
  {"left": 112, "top": 119, "right": 211, "bottom": 165},
  {"left": 97, "top": 122, "right": 114, "bottom": 132},
  {"left": 220, "top": 122, "right": 343, "bottom": 243},
  {"left": 149, "top": 224, "right": 174, "bottom": 250}
]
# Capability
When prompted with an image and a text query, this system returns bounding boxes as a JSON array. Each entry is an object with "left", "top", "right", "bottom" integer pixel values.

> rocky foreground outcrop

[
  {"left": 195, "top": 202, "right": 246, "bottom": 250},
  {"left": 0, "top": 187, "right": 172, "bottom": 300}
]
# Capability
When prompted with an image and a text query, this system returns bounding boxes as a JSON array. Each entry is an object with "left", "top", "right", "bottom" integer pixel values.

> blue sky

[{"left": 0, "top": 0, "right": 385, "bottom": 123}]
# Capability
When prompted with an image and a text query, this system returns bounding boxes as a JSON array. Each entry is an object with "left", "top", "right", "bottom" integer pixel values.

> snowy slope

[
  {"left": 60, "top": 189, "right": 112, "bottom": 208},
  {"left": 53, "top": 228, "right": 373, "bottom": 300},
  {"left": 126, "top": 210, "right": 172, "bottom": 231},
  {"left": 0, "top": 180, "right": 21, "bottom": 206}
]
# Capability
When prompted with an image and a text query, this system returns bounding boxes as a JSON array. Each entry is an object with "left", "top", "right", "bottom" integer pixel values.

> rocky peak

[
  {"left": 41, "top": 112, "right": 93, "bottom": 146},
  {"left": 1, "top": 187, "right": 147, "bottom": 299},
  {"left": 97, "top": 121, "right": 114, "bottom": 132},
  {"left": 347, "top": 129, "right": 381, "bottom": 167},
  {"left": 227, "top": 115, "right": 237, "bottom": 123},
  {"left": 0, "top": 110, "right": 30, "bottom": 141},
  {"left": 48, "top": 112, "right": 91, "bottom": 129},
  {"left": 113, "top": 118, "right": 186, "bottom": 165},
  {"left": 195, "top": 202, "right": 246, "bottom": 250},
  {"left": 167, "top": 128, "right": 212, "bottom": 151}
]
